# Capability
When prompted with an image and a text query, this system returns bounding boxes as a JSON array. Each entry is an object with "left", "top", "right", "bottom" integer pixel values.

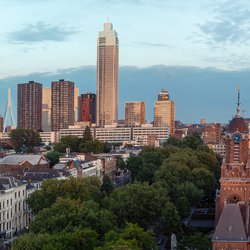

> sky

[{"left": 1, "top": 0, "right": 250, "bottom": 123}]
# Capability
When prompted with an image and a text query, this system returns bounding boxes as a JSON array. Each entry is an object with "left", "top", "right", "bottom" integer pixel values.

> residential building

[
  {"left": 132, "top": 125, "right": 170, "bottom": 145},
  {"left": 125, "top": 101, "right": 145, "bottom": 127},
  {"left": 95, "top": 127, "right": 131, "bottom": 143},
  {"left": 96, "top": 21, "right": 119, "bottom": 127},
  {"left": 0, "top": 177, "right": 27, "bottom": 237},
  {"left": 154, "top": 90, "right": 175, "bottom": 135},
  {"left": 59, "top": 127, "right": 94, "bottom": 140},
  {"left": 51, "top": 79, "right": 74, "bottom": 131},
  {"left": 39, "top": 131, "right": 57, "bottom": 145},
  {"left": 79, "top": 93, "right": 96, "bottom": 124},
  {"left": 42, "top": 88, "right": 51, "bottom": 132},
  {"left": 17, "top": 81, "right": 42, "bottom": 131}
]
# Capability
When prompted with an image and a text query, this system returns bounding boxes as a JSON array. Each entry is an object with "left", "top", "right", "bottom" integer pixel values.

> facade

[
  {"left": 51, "top": 79, "right": 74, "bottom": 131},
  {"left": 39, "top": 131, "right": 57, "bottom": 145},
  {"left": 74, "top": 87, "right": 79, "bottom": 123},
  {"left": 132, "top": 126, "right": 169, "bottom": 145},
  {"left": 125, "top": 101, "right": 145, "bottom": 127},
  {"left": 154, "top": 90, "right": 175, "bottom": 135},
  {"left": 42, "top": 87, "right": 51, "bottom": 132},
  {"left": 203, "top": 123, "right": 222, "bottom": 144},
  {"left": 17, "top": 81, "right": 42, "bottom": 131},
  {"left": 79, "top": 93, "right": 96, "bottom": 124},
  {"left": 96, "top": 22, "right": 119, "bottom": 127},
  {"left": 59, "top": 127, "right": 94, "bottom": 141},
  {"left": 95, "top": 127, "right": 131, "bottom": 143},
  {"left": 212, "top": 104, "right": 250, "bottom": 249},
  {"left": 0, "top": 177, "right": 27, "bottom": 238}
]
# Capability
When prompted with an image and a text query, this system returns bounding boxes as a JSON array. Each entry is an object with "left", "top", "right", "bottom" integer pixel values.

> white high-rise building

[{"left": 96, "top": 22, "right": 119, "bottom": 127}]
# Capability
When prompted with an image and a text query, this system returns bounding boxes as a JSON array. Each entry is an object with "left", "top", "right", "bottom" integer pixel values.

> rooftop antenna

[
  {"left": 3, "top": 88, "right": 16, "bottom": 132},
  {"left": 236, "top": 85, "right": 241, "bottom": 117}
]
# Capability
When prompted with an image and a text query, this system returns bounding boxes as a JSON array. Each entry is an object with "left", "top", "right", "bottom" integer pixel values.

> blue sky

[{"left": 1, "top": 0, "right": 250, "bottom": 123}]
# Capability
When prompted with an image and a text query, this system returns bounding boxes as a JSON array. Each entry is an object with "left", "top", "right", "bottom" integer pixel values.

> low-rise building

[{"left": 0, "top": 177, "right": 27, "bottom": 238}]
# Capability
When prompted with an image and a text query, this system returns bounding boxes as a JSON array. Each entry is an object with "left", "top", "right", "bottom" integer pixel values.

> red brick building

[
  {"left": 79, "top": 93, "right": 96, "bottom": 124},
  {"left": 213, "top": 107, "right": 250, "bottom": 249}
]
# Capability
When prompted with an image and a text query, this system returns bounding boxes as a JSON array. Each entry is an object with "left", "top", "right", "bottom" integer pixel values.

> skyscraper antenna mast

[{"left": 3, "top": 88, "right": 16, "bottom": 132}]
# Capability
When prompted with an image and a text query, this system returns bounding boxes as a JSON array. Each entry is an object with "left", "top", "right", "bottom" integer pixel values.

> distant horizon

[{"left": 0, "top": 64, "right": 249, "bottom": 125}]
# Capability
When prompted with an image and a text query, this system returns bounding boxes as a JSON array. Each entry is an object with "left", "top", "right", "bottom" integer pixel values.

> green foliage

[
  {"left": 79, "top": 139, "right": 110, "bottom": 153},
  {"left": 30, "top": 197, "right": 115, "bottom": 237},
  {"left": 101, "top": 175, "right": 114, "bottom": 195},
  {"left": 10, "top": 128, "right": 41, "bottom": 152},
  {"left": 13, "top": 229, "right": 98, "bottom": 250},
  {"left": 27, "top": 177, "right": 102, "bottom": 215},
  {"left": 116, "top": 156, "right": 126, "bottom": 170},
  {"left": 107, "top": 182, "right": 180, "bottom": 231},
  {"left": 53, "top": 136, "right": 81, "bottom": 153},
  {"left": 177, "top": 232, "right": 211, "bottom": 250},
  {"left": 83, "top": 126, "right": 93, "bottom": 142},
  {"left": 46, "top": 151, "right": 61, "bottom": 167},
  {"left": 99, "top": 223, "right": 157, "bottom": 250}
]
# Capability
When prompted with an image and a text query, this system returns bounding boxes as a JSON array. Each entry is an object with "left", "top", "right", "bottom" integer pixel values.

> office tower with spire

[
  {"left": 154, "top": 89, "right": 175, "bottom": 135},
  {"left": 96, "top": 21, "right": 119, "bottom": 127},
  {"left": 51, "top": 79, "right": 74, "bottom": 131},
  {"left": 17, "top": 81, "right": 42, "bottom": 131}
]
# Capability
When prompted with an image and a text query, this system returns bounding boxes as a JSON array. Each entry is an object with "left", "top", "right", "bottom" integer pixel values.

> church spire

[{"left": 236, "top": 85, "right": 241, "bottom": 117}]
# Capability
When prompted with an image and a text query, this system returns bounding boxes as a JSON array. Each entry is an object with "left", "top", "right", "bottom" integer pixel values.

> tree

[
  {"left": 79, "top": 139, "right": 110, "bottom": 154},
  {"left": 108, "top": 183, "right": 170, "bottom": 229},
  {"left": 116, "top": 156, "right": 126, "bottom": 170},
  {"left": 177, "top": 233, "right": 211, "bottom": 250},
  {"left": 13, "top": 229, "right": 98, "bottom": 250},
  {"left": 83, "top": 126, "right": 93, "bottom": 142},
  {"left": 53, "top": 136, "right": 81, "bottom": 153},
  {"left": 27, "top": 177, "right": 102, "bottom": 215},
  {"left": 100, "top": 223, "right": 157, "bottom": 250},
  {"left": 101, "top": 175, "right": 114, "bottom": 195},
  {"left": 46, "top": 151, "right": 61, "bottom": 167},
  {"left": 10, "top": 128, "right": 41, "bottom": 152}
]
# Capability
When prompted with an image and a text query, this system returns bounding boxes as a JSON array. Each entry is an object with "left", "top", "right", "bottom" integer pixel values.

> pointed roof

[{"left": 212, "top": 203, "right": 248, "bottom": 242}]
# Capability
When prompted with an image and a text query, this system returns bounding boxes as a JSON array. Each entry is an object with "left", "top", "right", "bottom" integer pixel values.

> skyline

[{"left": 1, "top": 1, "right": 250, "bottom": 123}]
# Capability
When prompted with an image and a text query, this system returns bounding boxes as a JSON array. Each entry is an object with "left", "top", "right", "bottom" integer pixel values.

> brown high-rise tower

[
  {"left": 17, "top": 81, "right": 42, "bottom": 131},
  {"left": 96, "top": 21, "right": 119, "bottom": 127},
  {"left": 51, "top": 79, "right": 74, "bottom": 131}
]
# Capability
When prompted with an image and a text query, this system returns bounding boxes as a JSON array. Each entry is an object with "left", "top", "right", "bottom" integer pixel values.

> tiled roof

[
  {"left": 213, "top": 203, "right": 248, "bottom": 242},
  {"left": 0, "top": 154, "right": 48, "bottom": 166}
]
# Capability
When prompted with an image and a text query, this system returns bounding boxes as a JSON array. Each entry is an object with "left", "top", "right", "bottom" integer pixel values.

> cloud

[
  {"left": 198, "top": 1, "right": 250, "bottom": 44},
  {"left": 133, "top": 41, "right": 170, "bottom": 47},
  {"left": 8, "top": 22, "right": 78, "bottom": 44}
]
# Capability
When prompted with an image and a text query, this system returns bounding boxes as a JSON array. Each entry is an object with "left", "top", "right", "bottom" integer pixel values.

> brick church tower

[{"left": 213, "top": 90, "right": 250, "bottom": 250}]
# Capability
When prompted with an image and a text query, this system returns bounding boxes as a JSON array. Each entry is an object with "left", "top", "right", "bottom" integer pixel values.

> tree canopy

[{"left": 10, "top": 128, "right": 41, "bottom": 152}]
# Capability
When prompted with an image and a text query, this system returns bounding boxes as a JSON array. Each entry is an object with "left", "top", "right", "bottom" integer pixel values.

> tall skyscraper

[
  {"left": 96, "top": 21, "right": 119, "bottom": 127},
  {"left": 125, "top": 101, "right": 145, "bottom": 127},
  {"left": 42, "top": 88, "right": 51, "bottom": 132},
  {"left": 79, "top": 93, "right": 96, "bottom": 124},
  {"left": 74, "top": 87, "right": 79, "bottom": 122},
  {"left": 17, "top": 81, "right": 42, "bottom": 131},
  {"left": 51, "top": 79, "right": 74, "bottom": 131},
  {"left": 154, "top": 90, "right": 175, "bottom": 135}
]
